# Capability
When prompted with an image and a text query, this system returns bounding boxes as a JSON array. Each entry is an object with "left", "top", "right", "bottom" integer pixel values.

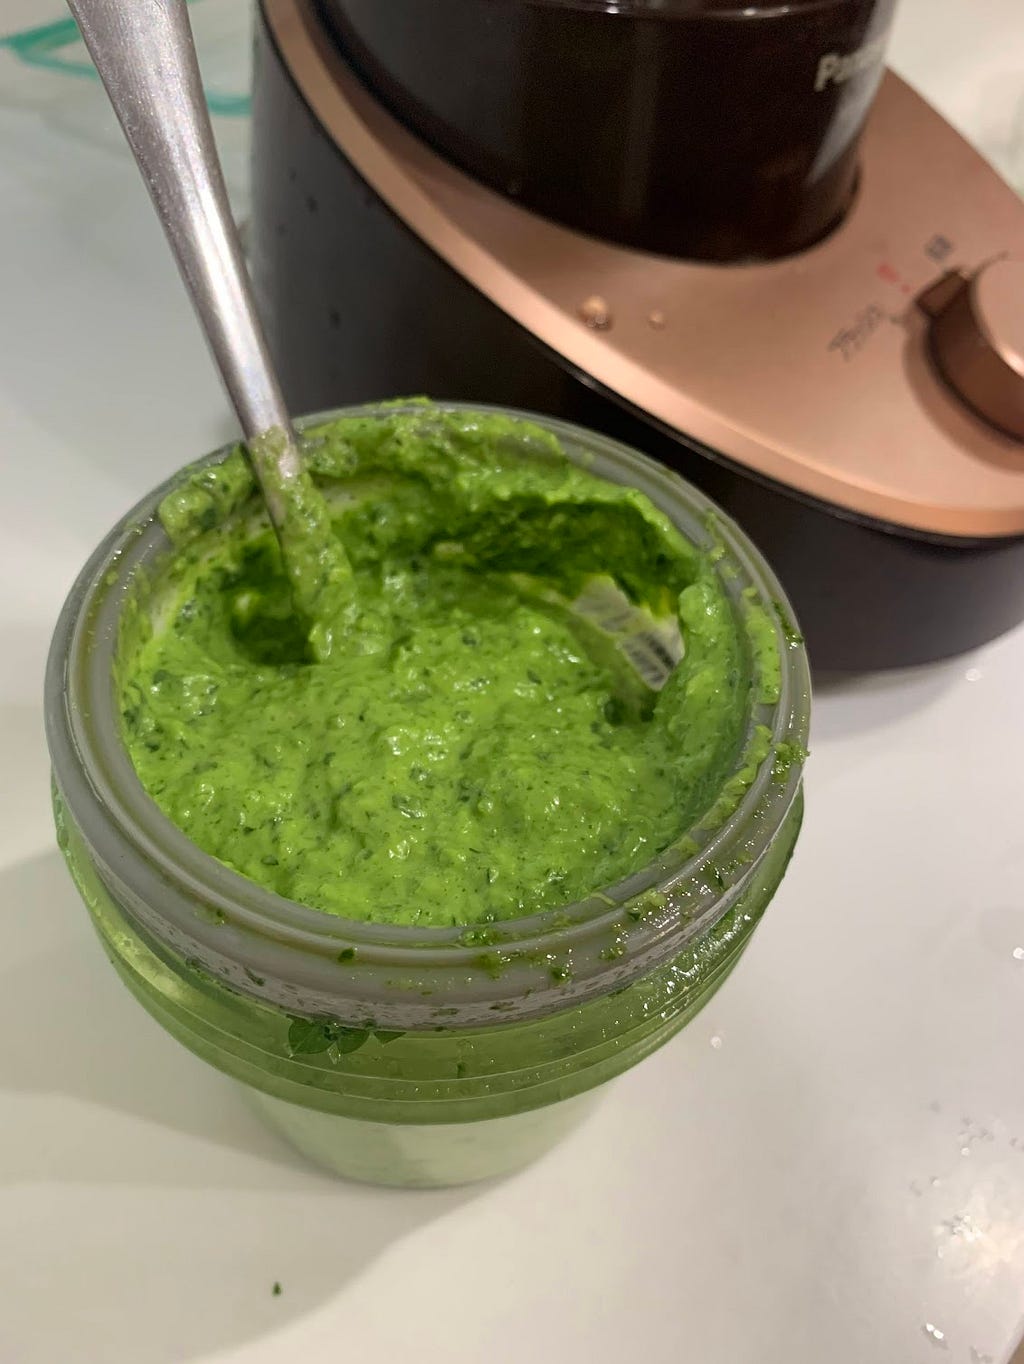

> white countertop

[{"left": 2, "top": 2, "right": 1023, "bottom": 1362}]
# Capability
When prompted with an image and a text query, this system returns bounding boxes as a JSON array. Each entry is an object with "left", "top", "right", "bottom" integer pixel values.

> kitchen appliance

[{"left": 249, "top": 0, "right": 1024, "bottom": 669}]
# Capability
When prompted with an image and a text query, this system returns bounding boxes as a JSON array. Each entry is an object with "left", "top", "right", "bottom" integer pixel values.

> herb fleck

[{"left": 286, "top": 1016, "right": 370, "bottom": 1056}]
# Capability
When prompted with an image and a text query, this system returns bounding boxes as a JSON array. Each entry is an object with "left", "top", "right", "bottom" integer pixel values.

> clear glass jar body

[{"left": 46, "top": 405, "right": 810, "bottom": 1187}]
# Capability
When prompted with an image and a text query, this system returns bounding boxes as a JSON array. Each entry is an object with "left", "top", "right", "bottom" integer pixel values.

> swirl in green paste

[{"left": 118, "top": 410, "right": 755, "bottom": 927}]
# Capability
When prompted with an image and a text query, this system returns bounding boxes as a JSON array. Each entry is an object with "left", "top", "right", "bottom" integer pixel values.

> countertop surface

[{"left": 2, "top": 2, "right": 1023, "bottom": 1361}]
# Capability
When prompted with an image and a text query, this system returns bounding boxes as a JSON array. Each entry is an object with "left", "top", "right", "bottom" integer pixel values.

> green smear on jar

[{"left": 117, "top": 408, "right": 759, "bottom": 928}]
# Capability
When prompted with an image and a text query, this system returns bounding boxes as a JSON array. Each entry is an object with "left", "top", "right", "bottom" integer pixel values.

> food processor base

[{"left": 250, "top": 2, "right": 1024, "bottom": 670}]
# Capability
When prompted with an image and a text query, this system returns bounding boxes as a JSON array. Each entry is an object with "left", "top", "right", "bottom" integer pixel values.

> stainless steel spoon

[{"left": 67, "top": 0, "right": 353, "bottom": 659}]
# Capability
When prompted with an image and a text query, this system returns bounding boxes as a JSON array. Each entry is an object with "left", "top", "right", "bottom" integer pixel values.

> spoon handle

[{"left": 67, "top": 0, "right": 300, "bottom": 489}]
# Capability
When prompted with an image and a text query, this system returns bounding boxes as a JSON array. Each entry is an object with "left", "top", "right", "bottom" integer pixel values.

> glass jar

[{"left": 45, "top": 405, "right": 810, "bottom": 1188}]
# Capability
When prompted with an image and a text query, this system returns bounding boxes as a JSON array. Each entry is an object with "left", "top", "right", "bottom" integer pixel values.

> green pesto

[
  {"left": 118, "top": 409, "right": 757, "bottom": 928},
  {"left": 161, "top": 428, "right": 357, "bottom": 661},
  {"left": 240, "top": 427, "right": 355, "bottom": 661}
]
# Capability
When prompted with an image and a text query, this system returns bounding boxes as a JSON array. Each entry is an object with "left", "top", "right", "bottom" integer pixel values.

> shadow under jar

[{"left": 45, "top": 405, "right": 810, "bottom": 1188}]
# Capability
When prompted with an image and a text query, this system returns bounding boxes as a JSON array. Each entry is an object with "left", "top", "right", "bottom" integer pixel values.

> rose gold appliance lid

[{"left": 267, "top": 0, "right": 1024, "bottom": 539}]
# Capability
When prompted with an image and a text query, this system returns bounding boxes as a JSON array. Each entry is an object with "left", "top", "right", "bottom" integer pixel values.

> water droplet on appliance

[
  {"left": 710, "top": 1034, "right": 723, "bottom": 1050},
  {"left": 922, "top": 1322, "right": 947, "bottom": 1347},
  {"left": 930, "top": 1175, "right": 941, "bottom": 1187},
  {"left": 965, "top": 667, "right": 982, "bottom": 682},
  {"left": 1013, "top": 946, "right": 1024, "bottom": 961},
  {"left": 944, "top": 1213, "right": 983, "bottom": 1243},
  {"left": 970, "top": 1349, "right": 994, "bottom": 1363},
  {"left": 647, "top": 310, "right": 667, "bottom": 329},
  {"left": 578, "top": 296, "right": 613, "bottom": 330},
  {"left": 960, "top": 1147, "right": 971, "bottom": 1157}
]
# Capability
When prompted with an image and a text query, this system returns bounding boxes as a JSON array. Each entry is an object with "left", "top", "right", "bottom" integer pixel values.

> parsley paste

[{"left": 117, "top": 410, "right": 752, "bottom": 927}]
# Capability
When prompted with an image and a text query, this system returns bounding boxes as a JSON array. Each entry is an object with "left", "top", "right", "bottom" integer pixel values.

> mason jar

[{"left": 45, "top": 405, "right": 810, "bottom": 1188}]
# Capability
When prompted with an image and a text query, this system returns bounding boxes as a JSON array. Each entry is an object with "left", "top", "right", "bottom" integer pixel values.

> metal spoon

[{"left": 67, "top": 0, "right": 353, "bottom": 659}]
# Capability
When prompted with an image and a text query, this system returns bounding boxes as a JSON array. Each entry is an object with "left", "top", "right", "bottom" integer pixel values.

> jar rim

[{"left": 46, "top": 403, "right": 810, "bottom": 1028}]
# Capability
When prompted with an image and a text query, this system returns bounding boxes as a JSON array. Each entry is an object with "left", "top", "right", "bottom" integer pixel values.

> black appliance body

[{"left": 249, "top": 0, "right": 1024, "bottom": 670}]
